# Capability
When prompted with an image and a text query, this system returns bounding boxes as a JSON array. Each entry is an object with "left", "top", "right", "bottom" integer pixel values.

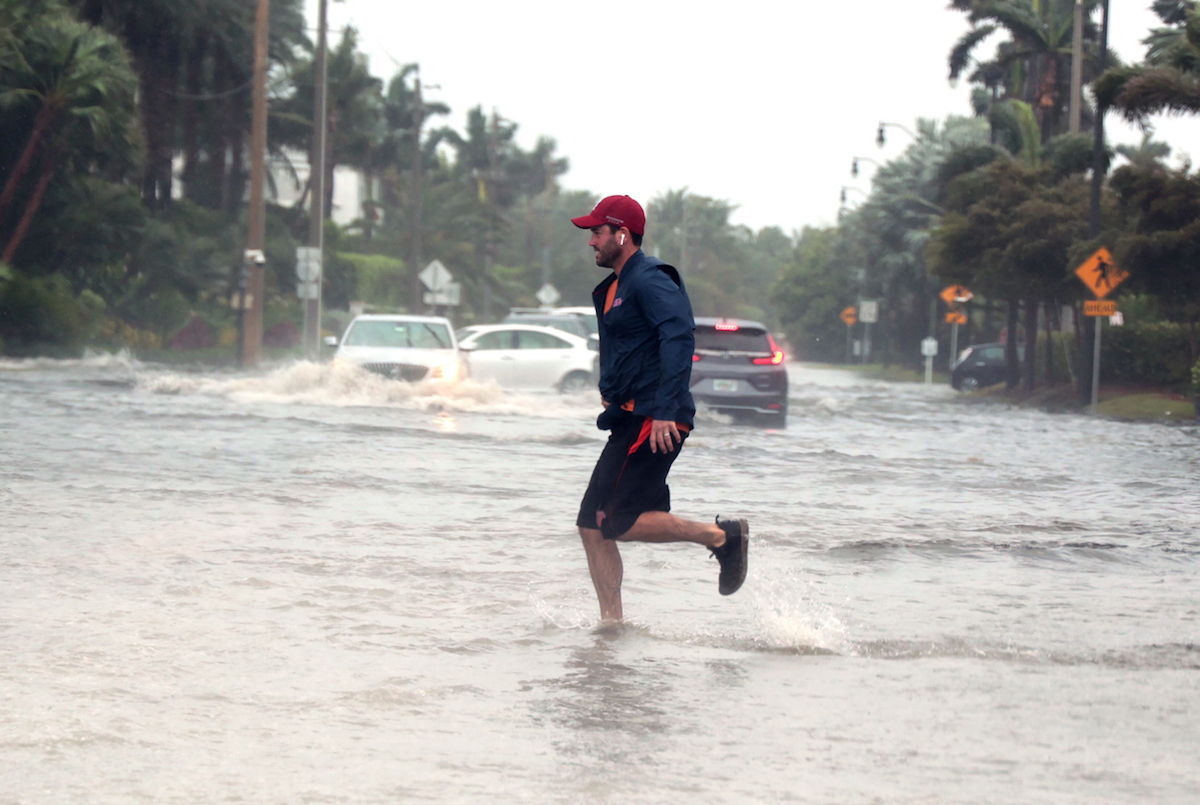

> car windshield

[
  {"left": 344, "top": 320, "right": 451, "bottom": 349},
  {"left": 694, "top": 326, "right": 771, "bottom": 353}
]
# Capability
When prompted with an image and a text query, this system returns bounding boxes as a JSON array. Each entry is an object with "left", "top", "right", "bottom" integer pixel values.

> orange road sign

[
  {"left": 840, "top": 306, "right": 857, "bottom": 326},
  {"left": 940, "top": 284, "right": 973, "bottom": 306},
  {"left": 1074, "top": 248, "right": 1128, "bottom": 298},
  {"left": 945, "top": 311, "right": 967, "bottom": 325},
  {"left": 1084, "top": 300, "right": 1118, "bottom": 317}
]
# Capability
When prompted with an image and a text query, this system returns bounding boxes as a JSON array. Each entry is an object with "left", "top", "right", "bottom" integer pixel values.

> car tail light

[
  {"left": 692, "top": 354, "right": 702, "bottom": 362},
  {"left": 752, "top": 333, "right": 785, "bottom": 365},
  {"left": 715, "top": 322, "right": 739, "bottom": 332}
]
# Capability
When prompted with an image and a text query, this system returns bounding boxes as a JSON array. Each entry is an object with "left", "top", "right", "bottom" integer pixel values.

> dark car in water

[
  {"left": 951, "top": 342, "right": 1025, "bottom": 391},
  {"left": 689, "top": 317, "right": 788, "bottom": 422}
]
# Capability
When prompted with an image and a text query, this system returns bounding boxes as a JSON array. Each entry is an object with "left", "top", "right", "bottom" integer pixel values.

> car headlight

[{"left": 430, "top": 361, "right": 460, "bottom": 381}]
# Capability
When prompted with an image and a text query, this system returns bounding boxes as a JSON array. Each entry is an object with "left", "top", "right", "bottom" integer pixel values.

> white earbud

[{"left": 619, "top": 234, "right": 625, "bottom": 246}]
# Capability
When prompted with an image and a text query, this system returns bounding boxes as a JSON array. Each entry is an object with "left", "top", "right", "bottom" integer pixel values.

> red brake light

[
  {"left": 714, "top": 322, "right": 739, "bottom": 332},
  {"left": 752, "top": 333, "right": 785, "bottom": 365},
  {"left": 692, "top": 353, "right": 702, "bottom": 362}
]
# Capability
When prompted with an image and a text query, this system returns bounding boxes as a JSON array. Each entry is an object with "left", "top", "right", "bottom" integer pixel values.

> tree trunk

[
  {"left": 2, "top": 155, "right": 55, "bottom": 264},
  {"left": 1022, "top": 298, "right": 1038, "bottom": 392},
  {"left": 0, "top": 105, "right": 57, "bottom": 229},
  {"left": 181, "top": 32, "right": 208, "bottom": 202},
  {"left": 1005, "top": 299, "right": 1020, "bottom": 390},
  {"left": 1043, "top": 298, "right": 1055, "bottom": 385}
]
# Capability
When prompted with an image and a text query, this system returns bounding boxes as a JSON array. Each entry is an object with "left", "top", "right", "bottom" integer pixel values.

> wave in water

[
  {"left": 0, "top": 348, "right": 141, "bottom": 372},
  {"left": 136, "top": 359, "right": 604, "bottom": 419}
]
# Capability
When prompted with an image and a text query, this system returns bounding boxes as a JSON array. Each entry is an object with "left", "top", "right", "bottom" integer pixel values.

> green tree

[
  {"left": 0, "top": 10, "right": 141, "bottom": 263},
  {"left": 950, "top": 0, "right": 1104, "bottom": 144},
  {"left": 1095, "top": 1, "right": 1200, "bottom": 120},
  {"left": 1109, "top": 161, "right": 1200, "bottom": 414}
]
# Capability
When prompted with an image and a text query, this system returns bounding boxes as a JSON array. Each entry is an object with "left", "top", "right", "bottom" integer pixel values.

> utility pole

[
  {"left": 410, "top": 73, "right": 425, "bottom": 313},
  {"left": 241, "top": 0, "right": 270, "bottom": 367},
  {"left": 481, "top": 112, "right": 499, "bottom": 319},
  {"left": 541, "top": 153, "right": 554, "bottom": 288},
  {"left": 1069, "top": 0, "right": 1085, "bottom": 134},
  {"left": 1086, "top": 0, "right": 1111, "bottom": 412},
  {"left": 303, "top": 0, "right": 328, "bottom": 359}
]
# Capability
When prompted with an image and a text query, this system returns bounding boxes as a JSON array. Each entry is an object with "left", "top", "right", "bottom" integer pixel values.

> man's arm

[{"left": 641, "top": 270, "right": 695, "bottom": 427}]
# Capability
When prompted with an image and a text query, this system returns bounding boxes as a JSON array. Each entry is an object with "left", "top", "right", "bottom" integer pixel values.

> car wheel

[
  {"left": 958, "top": 375, "right": 981, "bottom": 393},
  {"left": 559, "top": 371, "right": 592, "bottom": 394}
]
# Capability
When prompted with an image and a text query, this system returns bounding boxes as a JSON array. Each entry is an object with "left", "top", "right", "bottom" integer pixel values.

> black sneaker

[{"left": 711, "top": 517, "right": 749, "bottom": 596}]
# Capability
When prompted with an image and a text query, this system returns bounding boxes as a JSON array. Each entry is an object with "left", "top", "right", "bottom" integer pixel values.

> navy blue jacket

[{"left": 592, "top": 250, "right": 696, "bottom": 429}]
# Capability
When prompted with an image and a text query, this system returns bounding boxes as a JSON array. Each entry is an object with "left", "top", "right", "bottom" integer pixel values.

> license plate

[{"left": 713, "top": 379, "right": 738, "bottom": 392}]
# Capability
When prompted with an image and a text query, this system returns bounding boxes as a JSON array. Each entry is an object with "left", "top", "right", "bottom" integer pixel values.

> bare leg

[
  {"left": 619, "top": 510, "right": 725, "bottom": 548},
  {"left": 579, "top": 527, "right": 623, "bottom": 622}
]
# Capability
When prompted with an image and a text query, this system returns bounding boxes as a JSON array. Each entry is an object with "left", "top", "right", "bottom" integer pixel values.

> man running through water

[{"left": 571, "top": 195, "right": 748, "bottom": 622}]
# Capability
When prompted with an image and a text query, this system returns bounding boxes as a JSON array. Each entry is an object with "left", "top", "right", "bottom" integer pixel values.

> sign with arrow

[
  {"left": 840, "top": 306, "right": 857, "bottom": 326},
  {"left": 940, "top": 284, "right": 973, "bottom": 306}
]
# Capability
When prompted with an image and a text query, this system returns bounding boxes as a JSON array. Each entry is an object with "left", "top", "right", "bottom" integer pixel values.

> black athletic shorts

[{"left": 576, "top": 412, "right": 689, "bottom": 540}]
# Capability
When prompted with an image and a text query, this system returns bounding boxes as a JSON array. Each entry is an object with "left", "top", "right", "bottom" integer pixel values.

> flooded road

[{"left": 2, "top": 354, "right": 1198, "bottom": 803}]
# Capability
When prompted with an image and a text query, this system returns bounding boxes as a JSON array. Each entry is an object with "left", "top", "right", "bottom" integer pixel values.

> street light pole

[
  {"left": 851, "top": 156, "right": 881, "bottom": 178},
  {"left": 876, "top": 121, "right": 918, "bottom": 148}
]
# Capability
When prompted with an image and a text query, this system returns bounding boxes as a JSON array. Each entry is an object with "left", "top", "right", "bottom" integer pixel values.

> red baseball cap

[{"left": 571, "top": 195, "right": 646, "bottom": 236}]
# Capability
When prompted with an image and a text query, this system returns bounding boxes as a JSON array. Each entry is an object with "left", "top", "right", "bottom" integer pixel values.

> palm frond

[
  {"left": 950, "top": 24, "right": 998, "bottom": 80},
  {"left": 1112, "top": 66, "right": 1200, "bottom": 119}
]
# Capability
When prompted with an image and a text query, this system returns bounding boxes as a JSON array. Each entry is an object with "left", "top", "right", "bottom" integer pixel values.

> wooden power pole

[
  {"left": 304, "top": 0, "right": 328, "bottom": 358},
  {"left": 242, "top": 0, "right": 270, "bottom": 366}
]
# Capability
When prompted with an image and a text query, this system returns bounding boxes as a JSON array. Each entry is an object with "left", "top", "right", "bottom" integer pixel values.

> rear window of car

[
  {"left": 344, "top": 320, "right": 452, "bottom": 349},
  {"left": 694, "top": 326, "right": 771, "bottom": 353}
]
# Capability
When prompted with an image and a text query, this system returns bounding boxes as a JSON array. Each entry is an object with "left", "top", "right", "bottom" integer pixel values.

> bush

[
  {"left": 1103, "top": 320, "right": 1194, "bottom": 389},
  {"left": 339, "top": 252, "right": 406, "bottom": 309},
  {"left": 0, "top": 267, "right": 99, "bottom": 347}
]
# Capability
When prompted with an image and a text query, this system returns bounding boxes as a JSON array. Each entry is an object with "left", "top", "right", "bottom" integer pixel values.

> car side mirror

[
  {"left": 323, "top": 336, "right": 339, "bottom": 348},
  {"left": 458, "top": 342, "right": 476, "bottom": 352}
]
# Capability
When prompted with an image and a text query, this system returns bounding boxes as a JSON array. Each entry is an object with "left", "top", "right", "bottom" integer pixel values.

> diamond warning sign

[
  {"left": 840, "top": 306, "right": 857, "bottom": 326},
  {"left": 1074, "top": 248, "right": 1128, "bottom": 299}
]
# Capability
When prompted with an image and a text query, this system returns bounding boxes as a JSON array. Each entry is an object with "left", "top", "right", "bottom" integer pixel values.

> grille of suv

[{"left": 362, "top": 363, "right": 429, "bottom": 382}]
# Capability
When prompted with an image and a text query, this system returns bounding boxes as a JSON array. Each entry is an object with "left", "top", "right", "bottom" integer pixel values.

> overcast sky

[{"left": 304, "top": 0, "right": 1194, "bottom": 232}]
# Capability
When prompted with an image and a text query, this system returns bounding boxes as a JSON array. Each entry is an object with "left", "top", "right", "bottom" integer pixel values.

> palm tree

[
  {"left": 0, "top": 13, "right": 140, "bottom": 262},
  {"left": 1115, "top": 131, "right": 1172, "bottom": 169},
  {"left": 1094, "top": 2, "right": 1200, "bottom": 120},
  {"left": 949, "top": 0, "right": 1104, "bottom": 144}
]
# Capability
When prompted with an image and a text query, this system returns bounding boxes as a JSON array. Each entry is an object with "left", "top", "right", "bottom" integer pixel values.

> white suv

[{"left": 331, "top": 315, "right": 462, "bottom": 382}]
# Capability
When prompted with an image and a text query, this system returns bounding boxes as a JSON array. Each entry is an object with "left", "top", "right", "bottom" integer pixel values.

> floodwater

[{"left": 2, "top": 353, "right": 1198, "bottom": 804}]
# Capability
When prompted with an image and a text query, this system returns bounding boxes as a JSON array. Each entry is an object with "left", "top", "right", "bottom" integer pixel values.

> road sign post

[
  {"left": 840, "top": 306, "right": 857, "bottom": 364},
  {"left": 941, "top": 287, "right": 972, "bottom": 372},
  {"left": 921, "top": 336, "right": 938, "bottom": 385},
  {"left": 1074, "top": 247, "right": 1127, "bottom": 414},
  {"left": 859, "top": 301, "right": 878, "bottom": 364}
]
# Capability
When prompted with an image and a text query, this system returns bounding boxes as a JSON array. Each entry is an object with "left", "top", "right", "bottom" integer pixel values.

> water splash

[
  {"left": 0, "top": 348, "right": 140, "bottom": 372},
  {"left": 136, "top": 360, "right": 599, "bottom": 419},
  {"left": 749, "top": 560, "right": 851, "bottom": 654}
]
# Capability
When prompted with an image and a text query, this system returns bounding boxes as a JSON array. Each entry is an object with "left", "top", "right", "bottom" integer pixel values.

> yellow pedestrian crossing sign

[{"left": 1075, "top": 248, "right": 1128, "bottom": 299}]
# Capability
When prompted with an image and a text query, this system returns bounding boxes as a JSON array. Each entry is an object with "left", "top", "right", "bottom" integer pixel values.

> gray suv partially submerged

[{"left": 689, "top": 317, "right": 789, "bottom": 422}]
